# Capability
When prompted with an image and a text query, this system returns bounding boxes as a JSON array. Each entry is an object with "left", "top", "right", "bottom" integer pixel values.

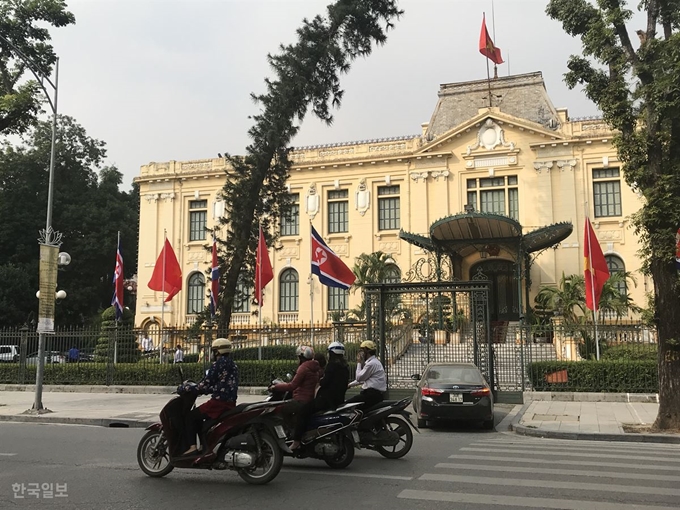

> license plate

[
  {"left": 449, "top": 393, "right": 463, "bottom": 403},
  {"left": 351, "top": 430, "right": 360, "bottom": 443},
  {"left": 274, "top": 425, "right": 287, "bottom": 439}
]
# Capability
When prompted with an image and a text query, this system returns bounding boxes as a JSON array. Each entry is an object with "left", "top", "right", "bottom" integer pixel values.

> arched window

[
  {"left": 383, "top": 264, "right": 401, "bottom": 284},
  {"left": 605, "top": 255, "right": 627, "bottom": 297},
  {"left": 187, "top": 273, "right": 205, "bottom": 314},
  {"left": 279, "top": 269, "right": 299, "bottom": 312}
]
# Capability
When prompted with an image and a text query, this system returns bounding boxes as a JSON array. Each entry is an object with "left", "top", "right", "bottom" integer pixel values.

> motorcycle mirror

[
  {"left": 285, "top": 372, "right": 292, "bottom": 381},
  {"left": 178, "top": 366, "right": 185, "bottom": 383}
]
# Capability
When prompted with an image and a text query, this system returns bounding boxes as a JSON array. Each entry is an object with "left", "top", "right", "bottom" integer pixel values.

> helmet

[
  {"left": 360, "top": 340, "right": 377, "bottom": 351},
  {"left": 327, "top": 341, "right": 345, "bottom": 356},
  {"left": 295, "top": 345, "right": 314, "bottom": 359},
  {"left": 211, "top": 338, "right": 232, "bottom": 354}
]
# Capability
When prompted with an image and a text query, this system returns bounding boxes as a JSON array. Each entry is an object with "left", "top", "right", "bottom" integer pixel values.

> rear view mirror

[
  {"left": 178, "top": 366, "right": 185, "bottom": 383},
  {"left": 285, "top": 373, "right": 293, "bottom": 382},
  {"left": 411, "top": 373, "right": 421, "bottom": 381}
]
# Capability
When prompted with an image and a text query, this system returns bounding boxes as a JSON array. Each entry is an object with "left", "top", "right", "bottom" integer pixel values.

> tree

[
  {"left": 547, "top": 0, "right": 680, "bottom": 429},
  {"left": 94, "top": 306, "right": 139, "bottom": 363},
  {"left": 0, "top": 115, "right": 139, "bottom": 326},
  {"left": 347, "top": 251, "right": 398, "bottom": 320},
  {"left": 0, "top": 0, "right": 75, "bottom": 135},
  {"left": 215, "top": 0, "right": 402, "bottom": 332}
]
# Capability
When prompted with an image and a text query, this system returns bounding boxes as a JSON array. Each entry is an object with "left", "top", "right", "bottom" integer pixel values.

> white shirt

[
  {"left": 174, "top": 349, "right": 184, "bottom": 363},
  {"left": 141, "top": 337, "right": 153, "bottom": 351},
  {"left": 350, "top": 355, "right": 386, "bottom": 392}
]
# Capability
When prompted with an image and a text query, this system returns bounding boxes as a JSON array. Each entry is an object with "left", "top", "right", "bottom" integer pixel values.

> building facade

[{"left": 134, "top": 72, "right": 646, "bottom": 330}]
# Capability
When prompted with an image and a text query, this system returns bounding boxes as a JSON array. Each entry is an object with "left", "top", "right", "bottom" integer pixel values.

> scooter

[
  {"left": 354, "top": 397, "right": 418, "bottom": 459},
  {"left": 267, "top": 378, "right": 363, "bottom": 469},
  {"left": 137, "top": 377, "right": 291, "bottom": 485}
]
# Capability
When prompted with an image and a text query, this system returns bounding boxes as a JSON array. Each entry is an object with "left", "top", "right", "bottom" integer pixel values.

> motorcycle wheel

[
  {"left": 324, "top": 435, "right": 355, "bottom": 469},
  {"left": 137, "top": 430, "right": 174, "bottom": 477},
  {"left": 238, "top": 431, "right": 283, "bottom": 485},
  {"left": 376, "top": 416, "right": 414, "bottom": 459}
]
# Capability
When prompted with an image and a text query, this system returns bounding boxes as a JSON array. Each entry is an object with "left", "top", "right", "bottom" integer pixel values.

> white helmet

[
  {"left": 327, "top": 341, "right": 345, "bottom": 356},
  {"left": 295, "top": 345, "right": 314, "bottom": 359},
  {"left": 211, "top": 338, "right": 232, "bottom": 355}
]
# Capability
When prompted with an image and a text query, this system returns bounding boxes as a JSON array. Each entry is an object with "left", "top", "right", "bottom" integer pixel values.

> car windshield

[{"left": 426, "top": 365, "right": 485, "bottom": 384}]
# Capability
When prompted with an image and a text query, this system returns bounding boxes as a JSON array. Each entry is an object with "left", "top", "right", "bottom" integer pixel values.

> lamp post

[{"left": 0, "top": 34, "right": 62, "bottom": 413}]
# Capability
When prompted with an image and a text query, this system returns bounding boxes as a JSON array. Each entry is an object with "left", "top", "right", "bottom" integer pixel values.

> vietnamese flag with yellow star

[{"left": 479, "top": 14, "right": 504, "bottom": 65}]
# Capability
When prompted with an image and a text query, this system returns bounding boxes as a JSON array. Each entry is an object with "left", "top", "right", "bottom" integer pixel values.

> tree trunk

[{"left": 651, "top": 258, "right": 680, "bottom": 431}]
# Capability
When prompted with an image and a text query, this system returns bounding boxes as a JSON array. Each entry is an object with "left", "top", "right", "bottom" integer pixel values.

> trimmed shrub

[
  {"left": 601, "top": 343, "right": 657, "bottom": 362},
  {"left": 94, "top": 307, "right": 140, "bottom": 363},
  {"left": 527, "top": 360, "right": 657, "bottom": 393}
]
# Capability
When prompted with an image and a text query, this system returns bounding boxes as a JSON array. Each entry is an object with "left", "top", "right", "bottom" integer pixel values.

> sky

[{"left": 42, "top": 0, "right": 632, "bottom": 189}]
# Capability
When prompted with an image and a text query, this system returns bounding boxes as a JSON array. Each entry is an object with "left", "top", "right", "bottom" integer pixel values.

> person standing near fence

[{"left": 174, "top": 344, "right": 184, "bottom": 364}]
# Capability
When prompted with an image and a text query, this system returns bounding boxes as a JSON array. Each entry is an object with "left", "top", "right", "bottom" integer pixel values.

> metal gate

[{"left": 364, "top": 280, "right": 497, "bottom": 391}]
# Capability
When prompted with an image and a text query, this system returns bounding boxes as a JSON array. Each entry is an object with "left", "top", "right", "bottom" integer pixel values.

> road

[{"left": 1, "top": 407, "right": 679, "bottom": 510}]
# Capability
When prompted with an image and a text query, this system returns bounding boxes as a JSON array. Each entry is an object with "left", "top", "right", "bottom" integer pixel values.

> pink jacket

[{"left": 273, "top": 359, "right": 321, "bottom": 403}]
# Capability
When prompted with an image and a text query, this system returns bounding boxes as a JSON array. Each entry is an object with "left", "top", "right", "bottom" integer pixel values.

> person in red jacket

[{"left": 269, "top": 345, "right": 321, "bottom": 433}]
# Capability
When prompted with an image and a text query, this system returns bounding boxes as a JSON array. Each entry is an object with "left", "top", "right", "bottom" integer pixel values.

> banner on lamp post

[{"left": 37, "top": 244, "right": 59, "bottom": 334}]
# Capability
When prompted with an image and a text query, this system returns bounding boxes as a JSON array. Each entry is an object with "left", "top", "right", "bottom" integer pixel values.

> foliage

[
  {"left": 601, "top": 343, "right": 658, "bottom": 362},
  {"left": 0, "top": 264, "right": 35, "bottom": 326},
  {"left": 0, "top": 116, "right": 139, "bottom": 326},
  {"left": 0, "top": 360, "right": 358, "bottom": 386},
  {"left": 0, "top": 0, "right": 75, "bottom": 134},
  {"left": 527, "top": 360, "right": 657, "bottom": 393},
  {"left": 94, "top": 306, "right": 139, "bottom": 363},
  {"left": 215, "top": 1, "right": 402, "bottom": 331},
  {"left": 546, "top": 0, "right": 680, "bottom": 428}
]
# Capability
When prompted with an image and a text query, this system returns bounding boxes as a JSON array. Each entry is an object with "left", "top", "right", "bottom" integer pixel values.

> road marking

[
  {"left": 419, "top": 473, "right": 680, "bottom": 496},
  {"left": 468, "top": 442, "right": 680, "bottom": 456},
  {"left": 281, "top": 468, "right": 412, "bottom": 481},
  {"left": 448, "top": 454, "right": 680, "bottom": 471},
  {"left": 460, "top": 447, "right": 680, "bottom": 463},
  {"left": 475, "top": 438, "right": 680, "bottom": 451},
  {"left": 435, "top": 462, "right": 680, "bottom": 482},
  {"left": 397, "top": 490, "right": 680, "bottom": 510},
  {"left": 0, "top": 453, "right": 17, "bottom": 456}
]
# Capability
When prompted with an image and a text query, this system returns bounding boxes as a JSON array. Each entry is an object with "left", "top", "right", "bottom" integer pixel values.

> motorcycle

[
  {"left": 267, "top": 378, "right": 363, "bottom": 469},
  {"left": 137, "top": 376, "right": 291, "bottom": 485},
  {"left": 354, "top": 397, "right": 418, "bottom": 459}
]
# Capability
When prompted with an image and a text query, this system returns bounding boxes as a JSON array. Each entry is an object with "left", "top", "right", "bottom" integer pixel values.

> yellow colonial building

[{"left": 133, "top": 72, "right": 646, "bottom": 330}]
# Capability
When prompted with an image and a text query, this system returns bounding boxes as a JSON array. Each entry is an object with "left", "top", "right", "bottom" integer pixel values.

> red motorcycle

[{"left": 137, "top": 380, "right": 291, "bottom": 485}]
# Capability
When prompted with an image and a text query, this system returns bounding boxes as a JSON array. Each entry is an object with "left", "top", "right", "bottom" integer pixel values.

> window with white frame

[
  {"left": 189, "top": 200, "right": 208, "bottom": 241},
  {"left": 281, "top": 194, "right": 300, "bottom": 236},
  {"left": 328, "top": 286, "right": 348, "bottom": 311},
  {"left": 187, "top": 273, "right": 205, "bottom": 314},
  {"left": 233, "top": 277, "right": 252, "bottom": 313},
  {"left": 279, "top": 269, "right": 299, "bottom": 312},
  {"left": 328, "top": 189, "right": 349, "bottom": 233},
  {"left": 378, "top": 185, "right": 400, "bottom": 230},
  {"left": 466, "top": 176, "right": 519, "bottom": 220},
  {"left": 593, "top": 168, "right": 622, "bottom": 217},
  {"left": 605, "top": 255, "right": 627, "bottom": 297},
  {"left": 384, "top": 264, "right": 401, "bottom": 283}
]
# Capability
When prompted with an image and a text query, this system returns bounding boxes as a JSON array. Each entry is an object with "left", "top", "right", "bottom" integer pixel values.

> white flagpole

[
  {"left": 309, "top": 221, "right": 314, "bottom": 347},
  {"left": 160, "top": 229, "right": 166, "bottom": 365},
  {"left": 258, "top": 223, "right": 263, "bottom": 350},
  {"left": 586, "top": 218, "right": 601, "bottom": 360}
]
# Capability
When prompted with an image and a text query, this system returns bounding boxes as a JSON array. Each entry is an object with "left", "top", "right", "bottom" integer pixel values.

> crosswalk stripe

[
  {"left": 419, "top": 473, "right": 680, "bottom": 496},
  {"left": 397, "top": 489, "right": 679, "bottom": 510},
  {"left": 475, "top": 438, "right": 680, "bottom": 451},
  {"left": 435, "top": 462, "right": 680, "bottom": 482},
  {"left": 460, "top": 447, "right": 680, "bottom": 463},
  {"left": 281, "top": 468, "right": 412, "bottom": 481},
  {"left": 0, "top": 453, "right": 17, "bottom": 456},
  {"left": 468, "top": 442, "right": 680, "bottom": 456},
  {"left": 448, "top": 454, "right": 680, "bottom": 472}
]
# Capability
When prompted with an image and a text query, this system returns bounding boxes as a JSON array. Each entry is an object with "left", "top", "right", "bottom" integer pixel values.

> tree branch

[{"left": 646, "top": 0, "right": 660, "bottom": 40}]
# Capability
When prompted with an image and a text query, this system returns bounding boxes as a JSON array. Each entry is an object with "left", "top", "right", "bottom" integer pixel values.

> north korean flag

[{"left": 311, "top": 226, "right": 356, "bottom": 290}]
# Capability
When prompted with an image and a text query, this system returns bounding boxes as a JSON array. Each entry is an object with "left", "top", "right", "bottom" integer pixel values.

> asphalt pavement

[{"left": 2, "top": 421, "right": 680, "bottom": 510}]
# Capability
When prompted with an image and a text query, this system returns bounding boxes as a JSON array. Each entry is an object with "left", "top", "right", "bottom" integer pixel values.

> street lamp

[{"left": 0, "top": 33, "right": 62, "bottom": 414}]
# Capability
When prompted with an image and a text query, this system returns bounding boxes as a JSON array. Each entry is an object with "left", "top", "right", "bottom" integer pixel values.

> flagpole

[
  {"left": 309, "top": 220, "right": 315, "bottom": 348},
  {"left": 160, "top": 229, "right": 166, "bottom": 365},
  {"left": 585, "top": 218, "right": 601, "bottom": 360},
  {"left": 491, "top": 0, "right": 498, "bottom": 79},
  {"left": 114, "top": 231, "right": 120, "bottom": 365},
  {"left": 258, "top": 223, "right": 263, "bottom": 350},
  {"left": 484, "top": 12, "right": 492, "bottom": 107}
]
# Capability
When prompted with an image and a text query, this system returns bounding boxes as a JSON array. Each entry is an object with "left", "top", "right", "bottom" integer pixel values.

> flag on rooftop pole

[
  {"left": 111, "top": 232, "right": 124, "bottom": 321},
  {"left": 479, "top": 13, "right": 504, "bottom": 65}
]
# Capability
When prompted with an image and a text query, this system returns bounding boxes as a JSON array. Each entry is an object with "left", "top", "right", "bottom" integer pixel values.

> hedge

[
  {"left": 231, "top": 342, "right": 361, "bottom": 361},
  {"left": 527, "top": 360, "right": 657, "bottom": 393},
  {"left": 601, "top": 344, "right": 657, "bottom": 362},
  {"left": 0, "top": 360, "right": 357, "bottom": 387}
]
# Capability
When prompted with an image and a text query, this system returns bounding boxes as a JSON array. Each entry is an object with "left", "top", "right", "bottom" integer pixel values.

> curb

[
  {"left": 511, "top": 422, "right": 680, "bottom": 444},
  {"left": 0, "top": 385, "right": 269, "bottom": 395},
  {"left": 523, "top": 392, "right": 659, "bottom": 403},
  {"left": 0, "top": 415, "right": 154, "bottom": 428}
]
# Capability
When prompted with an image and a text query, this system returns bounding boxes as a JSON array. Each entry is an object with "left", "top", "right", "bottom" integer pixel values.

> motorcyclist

[
  {"left": 269, "top": 345, "right": 321, "bottom": 433},
  {"left": 290, "top": 341, "right": 349, "bottom": 450},
  {"left": 347, "top": 340, "right": 386, "bottom": 409},
  {"left": 179, "top": 337, "right": 239, "bottom": 456}
]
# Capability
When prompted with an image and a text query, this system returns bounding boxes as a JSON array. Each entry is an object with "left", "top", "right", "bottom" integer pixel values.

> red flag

[
  {"left": 255, "top": 226, "right": 273, "bottom": 305},
  {"left": 479, "top": 14, "right": 504, "bottom": 65},
  {"left": 148, "top": 238, "right": 182, "bottom": 302},
  {"left": 584, "top": 218, "right": 610, "bottom": 312}
]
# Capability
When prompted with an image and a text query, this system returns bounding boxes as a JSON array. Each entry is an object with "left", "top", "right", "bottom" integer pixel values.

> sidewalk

[
  {"left": 511, "top": 394, "right": 680, "bottom": 444},
  {"left": 0, "top": 386, "right": 268, "bottom": 428}
]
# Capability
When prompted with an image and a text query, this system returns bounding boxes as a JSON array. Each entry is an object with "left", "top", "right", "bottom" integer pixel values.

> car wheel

[{"left": 482, "top": 418, "right": 495, "bottom": 430}]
